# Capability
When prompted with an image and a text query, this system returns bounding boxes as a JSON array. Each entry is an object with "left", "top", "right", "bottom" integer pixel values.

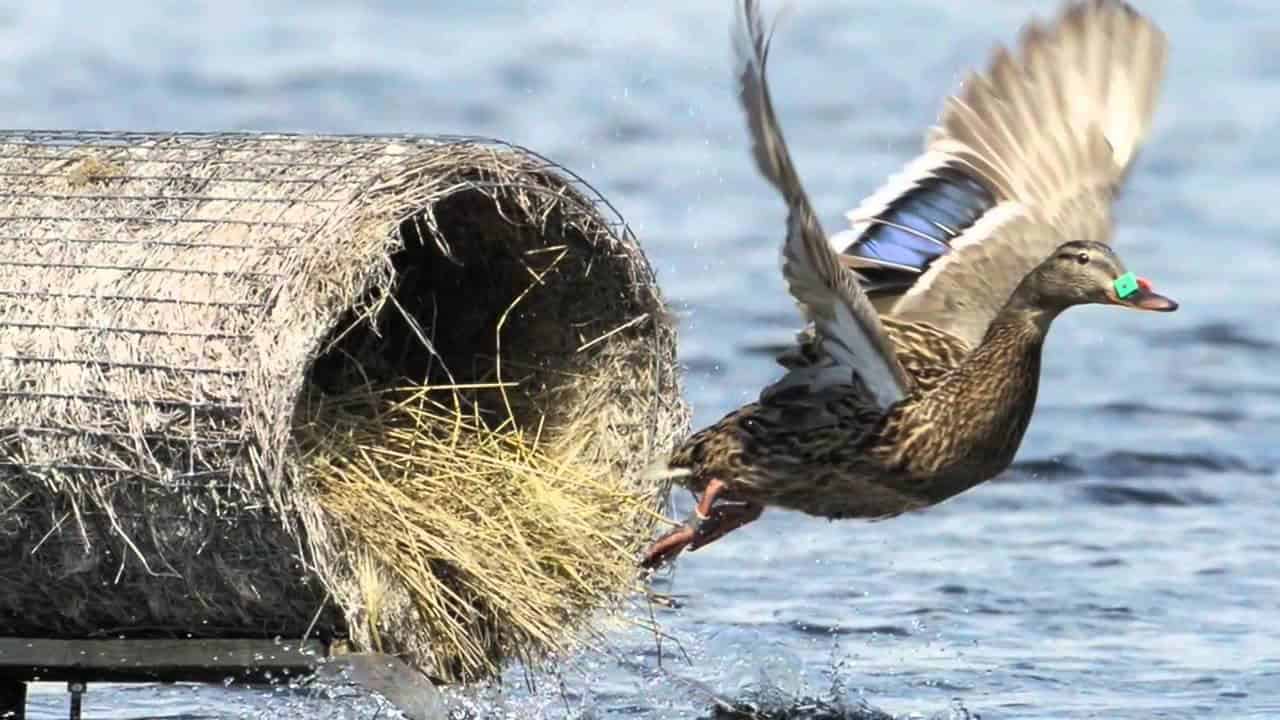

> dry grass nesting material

[
  {"left": 292, "top": 175, "right": 687, "bottom": 682},
  {"left": 63, "top": 154, "right": 124, "bottom": 187},
  {"left": 297, "top": 379, "right": 660, "bottom": 682}
]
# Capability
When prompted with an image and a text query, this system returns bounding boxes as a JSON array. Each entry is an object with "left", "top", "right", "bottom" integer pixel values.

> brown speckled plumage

[
  {"left": 667, "top": 300, "right": 1046, "bottom": 521},
  {"left": 640, "top": 0, "right": 1175, "bottom": 569}
]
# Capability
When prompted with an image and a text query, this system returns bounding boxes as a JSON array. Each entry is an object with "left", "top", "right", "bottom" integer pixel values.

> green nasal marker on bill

[{"left": 1113, "top": 272, "right": 1140, "bottom": 300}]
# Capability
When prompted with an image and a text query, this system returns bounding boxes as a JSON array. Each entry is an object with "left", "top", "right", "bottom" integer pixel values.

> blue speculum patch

[{"left": 843, "top": 164, "right": 997, "bottom": 294}]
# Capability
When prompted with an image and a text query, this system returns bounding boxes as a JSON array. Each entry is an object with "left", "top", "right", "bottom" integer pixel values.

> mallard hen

[{"left": 642, "top": 0, "right": 1176, "bottom": 570}]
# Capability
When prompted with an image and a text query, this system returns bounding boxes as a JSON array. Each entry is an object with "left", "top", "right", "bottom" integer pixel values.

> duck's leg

[
  {"left": 640, "top": 479, "right": 728, "bottom": 569},
  {"left": 688, "top": 501, "right": 763, "bottom": 552}
]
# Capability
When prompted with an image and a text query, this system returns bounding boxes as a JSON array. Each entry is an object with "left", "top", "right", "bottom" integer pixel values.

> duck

[{"left": 641, "top": 0, "right": 1176, "bottom": 570}]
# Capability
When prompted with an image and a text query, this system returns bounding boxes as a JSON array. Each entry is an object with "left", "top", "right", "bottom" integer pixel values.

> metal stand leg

[
  {"left": 67, "top": 681, "right": 85, "bottom": 720},
  {"left": 0, "top": 680, "right": 25, "bottom": 720}
]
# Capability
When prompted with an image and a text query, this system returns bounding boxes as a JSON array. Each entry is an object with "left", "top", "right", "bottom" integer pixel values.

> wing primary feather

[{"left": 734, "top": 0, "right": 910, "bottom": 408}]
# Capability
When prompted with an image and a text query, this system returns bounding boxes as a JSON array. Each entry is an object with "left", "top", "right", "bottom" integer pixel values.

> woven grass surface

[{"left": 0, "top": 131, "right": 688, "bottom": 682}]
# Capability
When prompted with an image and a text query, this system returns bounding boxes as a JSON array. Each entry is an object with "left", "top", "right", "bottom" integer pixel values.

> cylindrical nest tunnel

[{"left": 0, "top": 131, "right": 689, "bottom": 683}]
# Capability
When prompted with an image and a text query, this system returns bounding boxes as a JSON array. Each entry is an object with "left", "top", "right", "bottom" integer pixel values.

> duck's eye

[{"left": 1075, "top": 252, "right": 1090, "bottom": 265}]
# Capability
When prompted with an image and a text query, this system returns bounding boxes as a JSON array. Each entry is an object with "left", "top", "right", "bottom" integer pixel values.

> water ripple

[
  {"left": 706, "top": 698, "right": 895, "bottom": 720},
  {"left": 1152, "top": 321, "right": 1277, "bottom": 352},
  {"left": 1012, "top": 449, "right": 1270, "bottom": 480},
  {"left": 1079, "top": 482, "right": 1221, "bottom": 507},
  {"left": 1092, "top": 400, "right": 1247, "bottom": 424}
]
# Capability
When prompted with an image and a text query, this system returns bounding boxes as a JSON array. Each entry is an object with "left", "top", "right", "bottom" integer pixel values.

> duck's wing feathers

[
  {"left": 883, "top": 213, "right": 1076, "bottom": 344},
  {"left": 736, "top": 0, "right": 910, "bottom": 410},
  {"left": 832, "top": 0, "right": 1168, "bottom": 346}
]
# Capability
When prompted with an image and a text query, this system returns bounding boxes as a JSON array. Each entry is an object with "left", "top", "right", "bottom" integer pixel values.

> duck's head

[{"left": 1028, "top": 240, "right": 1178, "bottom": 313}]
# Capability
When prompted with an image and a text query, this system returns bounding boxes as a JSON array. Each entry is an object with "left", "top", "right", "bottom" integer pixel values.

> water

[{"left": 6, "top": 0, "right": 1280, "bottom": 718}]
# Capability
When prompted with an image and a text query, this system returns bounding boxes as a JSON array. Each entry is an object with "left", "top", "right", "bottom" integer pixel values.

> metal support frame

[
  {"left": 0, "top": 638, "right": 443, "bottom": 720},
  {"left": 67, "top": 681, "right": 84, "bottom": 720}
]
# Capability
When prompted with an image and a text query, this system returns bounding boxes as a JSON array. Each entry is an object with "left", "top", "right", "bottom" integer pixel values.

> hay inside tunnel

[
  {"left": 296, "top": 175, "right": 679, "bottom": 681},
  {"left": 0, "top": 131, "right": 688, "bottom": 683}
]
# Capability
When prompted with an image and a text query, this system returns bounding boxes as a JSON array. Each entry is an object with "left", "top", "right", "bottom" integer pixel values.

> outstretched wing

[
  {"left": 735, "top": 0, "right": 911, "bottom": 410},
  {"left": 832, "top": 0, "right": 1168, "bottom": 346}
]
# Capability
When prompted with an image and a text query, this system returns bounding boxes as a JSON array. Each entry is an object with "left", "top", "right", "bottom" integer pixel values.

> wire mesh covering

[{"left": 0, "top": 130, "right": 688, "bottom": 680}]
